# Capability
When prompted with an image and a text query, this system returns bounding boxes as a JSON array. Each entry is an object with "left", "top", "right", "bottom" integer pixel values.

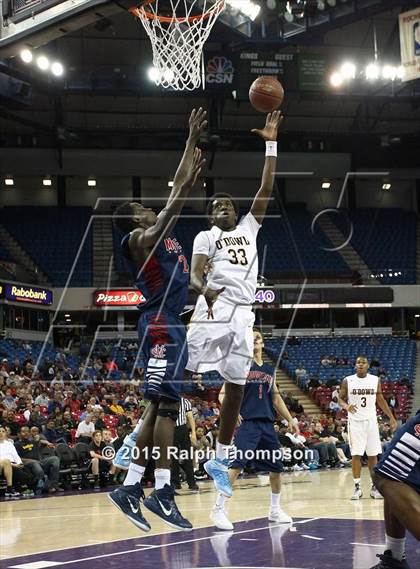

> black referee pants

[{"left": 171, "top": 424, "right": 195, "bottom": 488}]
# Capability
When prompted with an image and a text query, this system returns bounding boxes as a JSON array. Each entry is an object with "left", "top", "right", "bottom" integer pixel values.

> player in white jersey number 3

[
  {"left": 339, "top": 356, "right": 398, "bottom": 500},
  {"left": 187, "top": 111, "right": 283, "bottom": 498}
]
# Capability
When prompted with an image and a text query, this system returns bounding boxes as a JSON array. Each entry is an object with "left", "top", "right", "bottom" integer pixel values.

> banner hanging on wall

[{"left": 399, "top": 6, "right": 420, "bottom": 81}]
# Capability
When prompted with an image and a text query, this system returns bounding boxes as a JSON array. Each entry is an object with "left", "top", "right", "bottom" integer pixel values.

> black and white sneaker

[
  {"left": 108, "top": 483, "right": 151, "bottom": 532},
  {"left": 143, "top": 484, "right": 192, "bottom": 530},
  {"left": 370, "top": 550, "right": 411, "bottom": 569},
  {"left": 5, "top": 488, "right": 21, "bottom": 499}
]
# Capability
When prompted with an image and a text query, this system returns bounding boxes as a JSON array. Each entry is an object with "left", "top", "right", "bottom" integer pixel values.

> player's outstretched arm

[
  {"left": 250, "top": 111, "right": 283, "bottom": 224},
  {"left": 130, "top": 148, "right": 205, "bottom": 253},
  {"left": 376, "top": 383, "right": 398, "bottom": 430},
  {"left": 167, "top": 107, "right": 207, "bottom": 206}
]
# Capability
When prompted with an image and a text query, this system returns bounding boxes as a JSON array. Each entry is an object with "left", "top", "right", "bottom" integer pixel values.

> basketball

[{"left": 249, "top": 76, "right": 284, "bottom": 113}]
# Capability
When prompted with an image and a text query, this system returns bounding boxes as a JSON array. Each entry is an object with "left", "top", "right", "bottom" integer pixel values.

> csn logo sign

[
  {"left": 206, "top": 56, "right": 234, "bottom": 85},
  {"left": 94, "top": 289, "right": 146, "bottom": 307}
]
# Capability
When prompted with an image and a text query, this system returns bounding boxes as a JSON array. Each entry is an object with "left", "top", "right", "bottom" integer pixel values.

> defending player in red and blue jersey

[
  {"left": 369, "top": 411, "right": 420, "bottom": 569},
  {"left": 108, "top": 108, "right": 207, "bottom": 532},
  {"left": 210, "top": 329, "right": 298, "bottom": 530}
]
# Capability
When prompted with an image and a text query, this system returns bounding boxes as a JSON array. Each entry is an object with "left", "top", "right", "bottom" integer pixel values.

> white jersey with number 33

[
  {"left": 346, "top": 373, "right": 379, "bottom": 421},
  {"left": 192, "top": 212, "right": 261, "bottom": 305}
]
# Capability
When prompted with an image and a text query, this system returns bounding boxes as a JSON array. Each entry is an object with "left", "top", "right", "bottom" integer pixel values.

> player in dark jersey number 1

[
  {"left": 211, "top": 330, "right": 298, "bottom": 530},
  {"left": 369, "top": 411, "right": 420, "bottom": 569},
  {"left": 108, "top": 108, "right": 207, "bottom": 532}
]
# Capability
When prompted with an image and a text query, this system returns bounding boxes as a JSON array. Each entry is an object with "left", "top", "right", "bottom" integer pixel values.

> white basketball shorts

[
  {"left": 186, "top": 296, "right": 255, "bottom": 385},
  {"left": 348, "top": 418, "right": 382, "bottom": 457}
]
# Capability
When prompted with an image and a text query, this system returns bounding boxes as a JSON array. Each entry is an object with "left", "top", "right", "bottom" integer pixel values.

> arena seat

[
  {"left": 0, "top": 207, "right": 93, "bottom": 286},
  {"left": 330, "top": 208, "right": 416, "bottom": 284}
]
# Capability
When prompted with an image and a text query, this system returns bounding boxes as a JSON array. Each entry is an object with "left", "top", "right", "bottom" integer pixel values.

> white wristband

[{"left": 265, "top": 141, "right": 277, "bottom": 157}]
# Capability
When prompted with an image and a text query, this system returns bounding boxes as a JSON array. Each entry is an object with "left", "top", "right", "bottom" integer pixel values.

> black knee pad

[{"left": 157, "top": 407, "right": 179, "bottom": 422}]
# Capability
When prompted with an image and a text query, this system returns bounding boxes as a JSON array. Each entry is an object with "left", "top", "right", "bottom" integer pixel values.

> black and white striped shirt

[{"left": 176, "top": 397, "right": 192, "bottom": 427}]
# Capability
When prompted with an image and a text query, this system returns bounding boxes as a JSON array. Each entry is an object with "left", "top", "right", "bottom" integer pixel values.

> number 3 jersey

[
  {"left": 192, "top": 212, "right": 261, "bottom": 306},
  {"left": 346, "top": 373, "right": 379, "bottom": 421}
]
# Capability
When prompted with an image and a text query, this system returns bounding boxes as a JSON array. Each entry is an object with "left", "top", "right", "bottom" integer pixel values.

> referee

[{"left": 171, "top": 397, "right": 199, "bottom": 491}]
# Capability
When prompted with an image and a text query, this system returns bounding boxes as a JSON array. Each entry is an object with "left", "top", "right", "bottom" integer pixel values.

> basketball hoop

[{"left": 130, "top": 0, "right": 225, "bottom": 91}]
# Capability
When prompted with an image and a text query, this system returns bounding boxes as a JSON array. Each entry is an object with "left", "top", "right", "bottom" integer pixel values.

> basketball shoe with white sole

[
  {"left": 268, "top": 507, "right": 293, "bottom": 524},
  {"left": 210, "top": 505, "right": 234, "bottom": 530},
  {"left": 143, "top": 484, "right": 192, "bottom": 530},
  {"left": 351, "top": 485, "right": 363, "bottom": 500},
  {"left": 107, "top": 482, "right": 151, "bottom": 532}
]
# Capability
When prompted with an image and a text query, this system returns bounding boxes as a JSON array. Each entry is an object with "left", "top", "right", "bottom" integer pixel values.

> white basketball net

[{"left": 131, "top": 0, "right": 225, "bottom": 91}]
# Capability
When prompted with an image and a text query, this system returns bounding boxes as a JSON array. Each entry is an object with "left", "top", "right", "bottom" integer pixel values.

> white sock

[
  {"left": 155, "top": 468, "right": 171, "bottom": 490},
  {"left": 216, "top": 441, "right": 231, "bottom": 462},
  {"left": 215, "top": 493, "right": 227, "bottom": 509},
  {"left": 270, "top": 492, "right": 281, "bottom": 508},
  {"left": 385, "top": 535, "right": 406, "bottom": 561},
  {"left": 353, "top": 478, "right": 361, "bottom": 486},
  {"left": 133, "top": 418, "right": 144, "bottom": 436},
  {"left": 123, "top": 463, "right": 145, "bottom": 487}
]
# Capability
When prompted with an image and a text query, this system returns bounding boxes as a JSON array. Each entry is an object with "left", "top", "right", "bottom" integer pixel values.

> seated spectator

[
  {"left": 34, "top": 391, "right": 50, "bottom": 407},
  {"left": 209, "top": 401, "right": 220, "bottom": 417},
  {"left": 0, "top": 409, "right": 20, "bottom": 439},
  {"left": 50, "top": 374, "right": 64, "bottom": 390},
  {"left": 43, "top": 420, "right": 66, "bottom": 444},
  {"left": 321, "top": 355, "right": 330, "bottom": 367},
  {"left": 329, "top": 397, "right": 341, "bottom": 415},
  {"left": 301, "top": 422, "right": 340, "bottom": 468},
  {"left": 201, "top": 401, "right": 213, "bottom": 419},
  {"left": 15, "top": 426, "right": 60, "bottom": 494},
  {"left": 387, "top": 394, "right": 398, "bottom": 411},
  {"left": 75, "top": 414, "right": 95, "bottom": 444},
  {"left": 192, "top": 374, "right": 207, "bottom": 396},
  {"left": 308, "top": 376, "right": 320, "bottom": 389},
  {"left": 89, "top": 430, "right": 113, "bottom": 489},
  {"left": 109, "top": 398, "right": 124, "bottom": 415},
  {"left": 47, "top": 394, "right": 63, "bottom": 416},
  {"left": 93, "top": 410, "right": 106, "bottom": 430},
  {"left": 124, "top": 395, "right": 138, "bottom": 412},
  {"left": 0, "top": 426, "right": 22, "bottom": 498},
  {"left": 2, "top": 388, "right": 16, "bottom": 409}
]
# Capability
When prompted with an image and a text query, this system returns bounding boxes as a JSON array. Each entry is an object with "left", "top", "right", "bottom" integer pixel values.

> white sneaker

[
  {"left": 370, "top": 486, "right": 383, "bottom": 500},
  {"left": 210, "top": 505, "right": 233, "bottom": 530},
  {"left": 350, "top": 486, "right": 363, "bottom": 500},
  {"left": 268, "top": 507, "right": 293, "bottom": 524},
  {"left": 293, "top": 464, "right": 303, "bottom": 471}
]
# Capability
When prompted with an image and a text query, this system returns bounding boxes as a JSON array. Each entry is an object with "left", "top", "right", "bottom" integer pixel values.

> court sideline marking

[{"left": 8, "top": 518, "right": 320, "bottom": 568}]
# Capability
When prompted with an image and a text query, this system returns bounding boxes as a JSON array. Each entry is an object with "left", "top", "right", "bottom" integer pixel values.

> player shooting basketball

[
  {"left": 108, "top": 108, "right": 206, "bottom": 531},
  {"left": 186, "top": 111, "right": 283, "bottom": 498}
]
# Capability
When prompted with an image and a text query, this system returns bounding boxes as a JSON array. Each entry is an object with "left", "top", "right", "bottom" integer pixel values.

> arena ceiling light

[
  {"left": 168, "top": 180, "right": 174, "bottom": 187},
  {"left": 340, "top": 61, "right": 356, "bottom": 80},
  {"left": 4, "top": 177, "right": 14, "bottom": 186},
  {"left": 382, "top": 182, "right": 391, "bottom": 190},
  {"left": 88, "top": 178, "right": 96, "bottom": 187},
  {"left": 415, "top": 314, "right": 420, "bottom": 318},
  {"left": 329, "top": 71, "right": 343, "bottom": 87},
  {"left": 20, "top": 49, "right": 32, "bottom": 63},
  {"left": 42, "top": 177, "right": 52, "bottom": 187},
  {"left": 148, "top": 66, "right": 160, "bottom": 83},
  {"left": 321, "top": 181, "right": 331, "bottom": 189},
  {"left": 226, "top": 0, "right": 261, "bottom": 21},
  {"left": 365, "top": 62, "right": 380, "bottom": 80},
  {"left": 51, "top": 62, "right": 64, "bottom": 77},
  {"left": 36, "top": 55, "right": 50, "bottom": 71}
]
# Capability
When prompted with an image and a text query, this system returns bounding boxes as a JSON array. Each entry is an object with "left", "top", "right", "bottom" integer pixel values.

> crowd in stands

[{"left": 0, "top": 335, "right": 414, "bottom": 499}]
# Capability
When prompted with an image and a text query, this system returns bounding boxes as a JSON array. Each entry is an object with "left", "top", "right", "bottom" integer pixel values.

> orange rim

[{"left": 129, "top": 0, "right": 224, "bottom": 23}]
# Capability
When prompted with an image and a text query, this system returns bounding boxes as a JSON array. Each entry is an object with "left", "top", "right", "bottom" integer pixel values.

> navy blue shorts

[
  {"left": 138, "top": 310, "right": 187, "bottom": 402},
  {"left": 374, "top": 413, "right": 420, "bottom": 494},
  {"left": 230, "top": 419, "right": 283, "bottom": 473}
]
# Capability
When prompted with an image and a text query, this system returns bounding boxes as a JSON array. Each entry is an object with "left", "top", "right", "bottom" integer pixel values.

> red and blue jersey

[
  {"left": 121, "top": 232, "right": 189, "bottom": 316},
  {"left": 375, "top": 412, "right": 420, "bottom": 493},
  {"left": 240, "top": 361, "right": 276, "bottom": 422}
]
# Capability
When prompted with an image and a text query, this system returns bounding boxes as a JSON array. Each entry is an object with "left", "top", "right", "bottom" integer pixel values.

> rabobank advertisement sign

[{"left": 4, "top": 283, "right": 53, "bottom": 306}]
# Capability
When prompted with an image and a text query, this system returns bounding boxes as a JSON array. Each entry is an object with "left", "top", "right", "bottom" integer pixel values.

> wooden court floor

[{"left": 1, "top": 470, "right": 385, "bottom": 555}]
